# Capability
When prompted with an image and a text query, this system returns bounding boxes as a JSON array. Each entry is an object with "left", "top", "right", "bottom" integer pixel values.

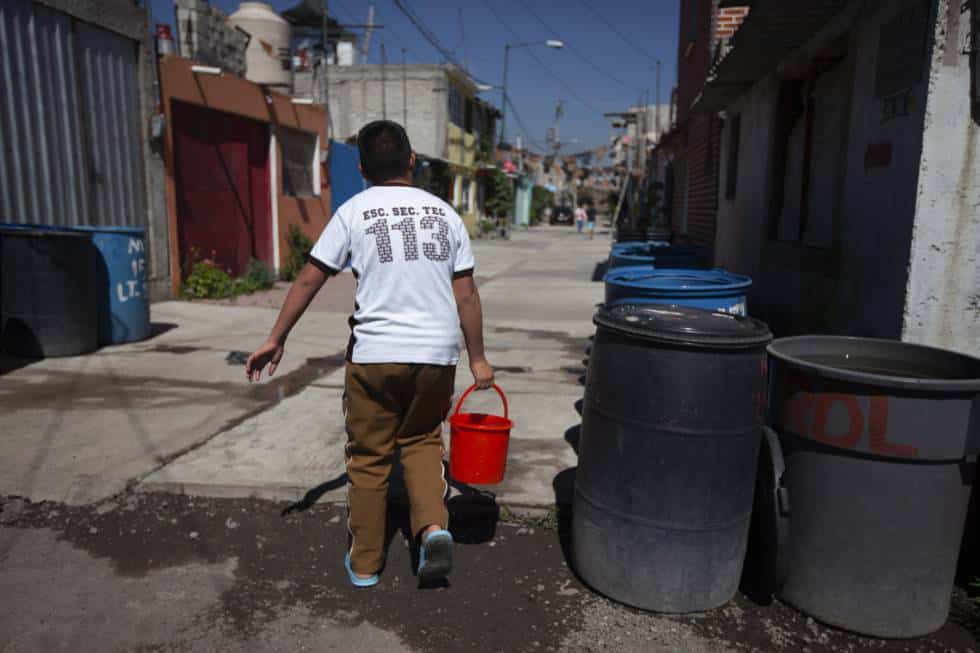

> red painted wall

[{"left": 173, "top": 101, "right": 272, "bottom": 277}]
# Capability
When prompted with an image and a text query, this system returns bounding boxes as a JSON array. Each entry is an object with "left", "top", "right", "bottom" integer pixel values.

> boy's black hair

[{"left": 357, "top": 120, "right": 412, "bottom": 184}]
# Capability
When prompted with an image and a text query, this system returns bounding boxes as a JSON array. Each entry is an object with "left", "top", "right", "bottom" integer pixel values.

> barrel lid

[
  {"left": 0, "top": 226, "right": 89, "bottom": 238},
  {"left": 604, "top": 267, "right": 753, "bottom": 292},
  {"left": 72, "top": 225, "right": 146, "bottom": 235},
  {"left": 594, "top": 304, "right": 772, "bottom": 349}
]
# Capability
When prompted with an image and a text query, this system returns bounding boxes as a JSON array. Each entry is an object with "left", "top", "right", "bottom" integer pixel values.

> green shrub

[
  {"left": 281, "top": 224, "right": 314, "bottom": 281},
  {"left": 183, "top": 260, "right": 234, "bottom": 299},
  {"left": 477, "top": 216, "right": 496, "bottom": 235},
  {"left": 486, "top": 169, "right": 514, "bottom": 218},
  {"left": 183, "top": 258, "right": 275, "bottom": 299},
  {"left": 232, "top": 259, "right": 276, "bottom": 294},
  {"left": 531, "top": 186, "right": 554, "bottom": 225}
]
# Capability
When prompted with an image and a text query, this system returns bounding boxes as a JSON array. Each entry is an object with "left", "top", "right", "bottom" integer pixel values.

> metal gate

[
  {"left": 329, "top": 140, "right": 365, "bottom": 214},
  {"left": 0, "top": 0, "right": 145, "bottom": 228}
]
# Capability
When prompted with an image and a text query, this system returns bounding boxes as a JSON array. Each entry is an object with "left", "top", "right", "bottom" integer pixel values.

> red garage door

[{"left": 173, "top": 101, "right": 272, "bottom": 278}]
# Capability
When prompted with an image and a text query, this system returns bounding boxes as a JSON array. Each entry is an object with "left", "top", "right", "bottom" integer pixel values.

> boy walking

[{"left": 245, "top": 121, "right": 493, "bottom": 587}]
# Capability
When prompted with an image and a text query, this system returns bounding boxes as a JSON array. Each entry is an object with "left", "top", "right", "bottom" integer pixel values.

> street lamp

[{"left": 499, "top": 39, "right": 564, "bottom": 148}]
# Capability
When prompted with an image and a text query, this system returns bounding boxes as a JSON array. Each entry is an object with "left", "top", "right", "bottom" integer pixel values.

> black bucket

[
  {"left": 574, "top": 304, "right": 772, "bottom": 612},
  {"left": 766, "top": 336, "right": 980, "bottom": 638},
  {"left": 0, "top": 227, "right": 98, "bottom": 357}
]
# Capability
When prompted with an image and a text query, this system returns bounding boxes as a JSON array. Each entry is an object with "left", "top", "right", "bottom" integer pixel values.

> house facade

[
  {"left": 659, "top": 1, "right": 749, "bottom": 251},
  {"left": 702, "top": 0, "right": 979, "bottom": 355},
  {"left": 312, "top": 64, "right": 498, "bottom": 234},
  {"left": 159, "top": 56, "right": 331, "bottom": 295}
]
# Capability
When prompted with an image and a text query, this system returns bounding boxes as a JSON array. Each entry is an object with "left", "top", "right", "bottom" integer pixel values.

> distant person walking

[
  {"left": 574, "top": 204, "right": 587, "bottom": 234},
  {"left": 585, "top": 201, "right": 597, "bottom": 240}
]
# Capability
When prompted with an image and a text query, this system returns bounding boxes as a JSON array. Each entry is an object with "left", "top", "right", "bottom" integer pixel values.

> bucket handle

[{"left": 453, "top": 384, "right": 509, "bottom": 421}]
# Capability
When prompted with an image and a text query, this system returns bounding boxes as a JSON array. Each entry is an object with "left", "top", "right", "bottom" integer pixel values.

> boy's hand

[
  {"left": 470, "top": 357, "right": 494, "bottom": 390},
  {"left": 245, "top": 340, "right": 284, "bottom": 382}
]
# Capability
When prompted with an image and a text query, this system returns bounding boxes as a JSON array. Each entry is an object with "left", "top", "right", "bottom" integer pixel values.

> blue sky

[{"left": 150, "top": 0, "right": 679, "bottom": 153}]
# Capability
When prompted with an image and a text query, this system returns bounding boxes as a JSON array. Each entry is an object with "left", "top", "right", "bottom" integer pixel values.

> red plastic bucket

[{"left": 449, "top": 384, "right": 513, "bottom": 484}]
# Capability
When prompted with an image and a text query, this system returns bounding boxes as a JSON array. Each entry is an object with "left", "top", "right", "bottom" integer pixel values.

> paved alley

[{"left": 2, "top": 226, "right": 979, "bottom": 652}]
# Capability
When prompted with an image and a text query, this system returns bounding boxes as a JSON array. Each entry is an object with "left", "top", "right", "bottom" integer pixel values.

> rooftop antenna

[{"left": 361, "top": 5, "right": 375, "bottom": 62}]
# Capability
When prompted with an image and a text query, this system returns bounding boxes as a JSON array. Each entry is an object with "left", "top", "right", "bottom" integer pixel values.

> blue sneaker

[
  {"left": 417, "top": 529, "right": 453, "bottom": 581},
  {"left": 344, "top": 552, "right": 379, "bottom": 588}
]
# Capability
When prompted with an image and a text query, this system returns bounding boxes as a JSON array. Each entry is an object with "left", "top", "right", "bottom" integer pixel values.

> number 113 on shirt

[{"left": 365, "top": 216, "right": 451, "bottom": 264}]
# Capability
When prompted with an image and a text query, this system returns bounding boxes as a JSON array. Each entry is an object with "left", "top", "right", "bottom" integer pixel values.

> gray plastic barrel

[
  {"left": 574, "top": 304, "right": 773, "bottom": 612},
  {"left": 767, "top": 336, "right": 980, "bottom": 638},
  {"left": 0, "top": 227, "right": 98, "bottom": 357}
]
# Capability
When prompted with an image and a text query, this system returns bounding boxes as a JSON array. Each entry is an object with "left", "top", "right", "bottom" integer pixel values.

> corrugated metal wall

[{"left": 0, "top": 0, "right": 145, "bottom": 228}]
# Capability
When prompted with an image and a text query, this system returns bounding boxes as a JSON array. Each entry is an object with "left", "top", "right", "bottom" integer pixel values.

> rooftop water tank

[{"left": 229, "top": 2, "right": 292, "bottom": 89}]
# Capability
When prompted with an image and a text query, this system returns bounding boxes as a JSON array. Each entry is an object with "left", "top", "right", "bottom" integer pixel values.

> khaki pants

[{"left": 344, "top": 362, "right": 454, "bottom": 574}]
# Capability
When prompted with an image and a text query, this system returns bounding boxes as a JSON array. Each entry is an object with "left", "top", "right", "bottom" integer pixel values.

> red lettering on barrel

[
  {"left": 868, "top": 396, "right": 918, "bottom": 458},
  {"left": 811, "top": 394, "right": 863, "bottom": 449}
]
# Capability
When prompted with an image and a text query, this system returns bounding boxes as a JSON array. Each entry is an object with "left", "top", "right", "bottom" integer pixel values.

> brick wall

[
  {"left": 684, "top": 112, "right": 722, "bottom": 248},
  {"left": 670, "top": 1, "right": 747, "bottom": 254},
  {"left": 714, "top": 6, "right": 749, "bottom": 40}
]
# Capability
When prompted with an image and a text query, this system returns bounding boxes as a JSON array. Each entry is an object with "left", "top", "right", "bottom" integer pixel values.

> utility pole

[
  {"left": 655, "top": 60, "right": 661, "bottom": 139},
  {"left": 362, "top": 5, "right": 373, "bottom": 121},
  {"left": 499, "top": 44, "right": 510, "bottom": 147},
  {"left": 401, "top": 48, "right": 407, "bottom": 128},
  {"left": 361, "top": 5, "right": 375, "bottom": 61},
  {"left": 380, "top": 39, "right": 387, "bottom": 120},
  {"left": 321, "top": 0, "right": 332, "bottom": 139}
]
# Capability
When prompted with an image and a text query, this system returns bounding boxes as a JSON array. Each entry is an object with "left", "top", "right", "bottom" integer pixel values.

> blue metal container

[
  {"left": 74, "top": 226, "right": 150, "bottom": 344},
  {"left": 609, "top": 243, "right": 705, "bottom": 270},
  {"left": 604, "top": 267, "right": 752, "bottom": 316}
]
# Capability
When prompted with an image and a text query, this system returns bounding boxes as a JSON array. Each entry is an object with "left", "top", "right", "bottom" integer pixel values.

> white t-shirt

[{"left": 308, "top": 184, "right": 475, "bottom": 365}]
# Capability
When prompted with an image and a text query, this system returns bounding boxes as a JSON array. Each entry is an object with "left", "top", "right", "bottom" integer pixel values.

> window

[
  {"left": 449, "top": 85, "right": 464, "bottom": 127},
  {"left": 725, "top": 114, "right": 740, "bottom": 199},
  {"left": 280, "top": 127, "right": 319, "bottom": 197},
  {"left": 464, "top": 97, "right": 474, "bottom": 133}
]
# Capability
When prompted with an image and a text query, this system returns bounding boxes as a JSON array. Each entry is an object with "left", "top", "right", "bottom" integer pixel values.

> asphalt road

[{"left": 2, "top": 493, "right": 977, "bottom": 652}]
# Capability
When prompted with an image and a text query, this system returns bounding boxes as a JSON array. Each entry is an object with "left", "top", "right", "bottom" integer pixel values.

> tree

[{"left": 485, "top": 169, "right": 514, "bottom": 218}]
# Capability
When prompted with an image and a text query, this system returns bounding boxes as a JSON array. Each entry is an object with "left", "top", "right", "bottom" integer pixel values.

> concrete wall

[
  {"left": 902, "top": 0, "right": 980, "bottom": 354},
  {"left": 715, "top": 75, "right": 779, "bottom": 281},
  {"left": 174, "top": 0, "right": 248, "bottom": 77},
  {"left": 828, "top": 0, "right": 932, "bottom": 340},
  {"left": 316, "top": 65, "right": 452, "bottom": 160},
  {"left": 35, "top": 0, "right": 145, "bottom": 40},
  {"left": 715, "top": 0, "right": 936, "bottom": 339}
]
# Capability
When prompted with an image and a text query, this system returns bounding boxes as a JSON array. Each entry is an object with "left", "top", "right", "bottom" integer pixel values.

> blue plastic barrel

[
  {"left": 74, "top": 226, "right": 150, "bottom": 345},
  {"left": 609, "top": 243, "right": 705, "bottom": 270},
  {"left": 604, "top": 267, "right": 752, "bottom": 315}
]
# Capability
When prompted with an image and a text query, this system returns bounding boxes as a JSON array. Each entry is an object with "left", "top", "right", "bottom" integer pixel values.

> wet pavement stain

[
  {"left": 1, "top": 493, "right": 978, "bottom": 652},
  {"left": 247, "top": 353, "right": 347, "bottom": 404},
  {"left": 2, "top": 493, "right": 587, "bottom": 652},
  {"left": 3, "top": 493, "right": 980, "bottom": 652},
  {"left": 490, "top": 326, "right": 591, "bottom": 360}
]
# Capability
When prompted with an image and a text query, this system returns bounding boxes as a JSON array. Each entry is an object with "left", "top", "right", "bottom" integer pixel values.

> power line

[
  {"left": 390, "top": 0, "right": 487, "bottom": 84},
  {"left": 505, "top": 96, "right": 546, "bottom": 151},
  {"left": 477, "top": 0, "right": 605, "bottom": 117},
  {"left": 578, "top": 0, "right": 659, "bottom": 63},
  {"left": 520, "top": 2, "right": 637, "bottom": 92}
]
